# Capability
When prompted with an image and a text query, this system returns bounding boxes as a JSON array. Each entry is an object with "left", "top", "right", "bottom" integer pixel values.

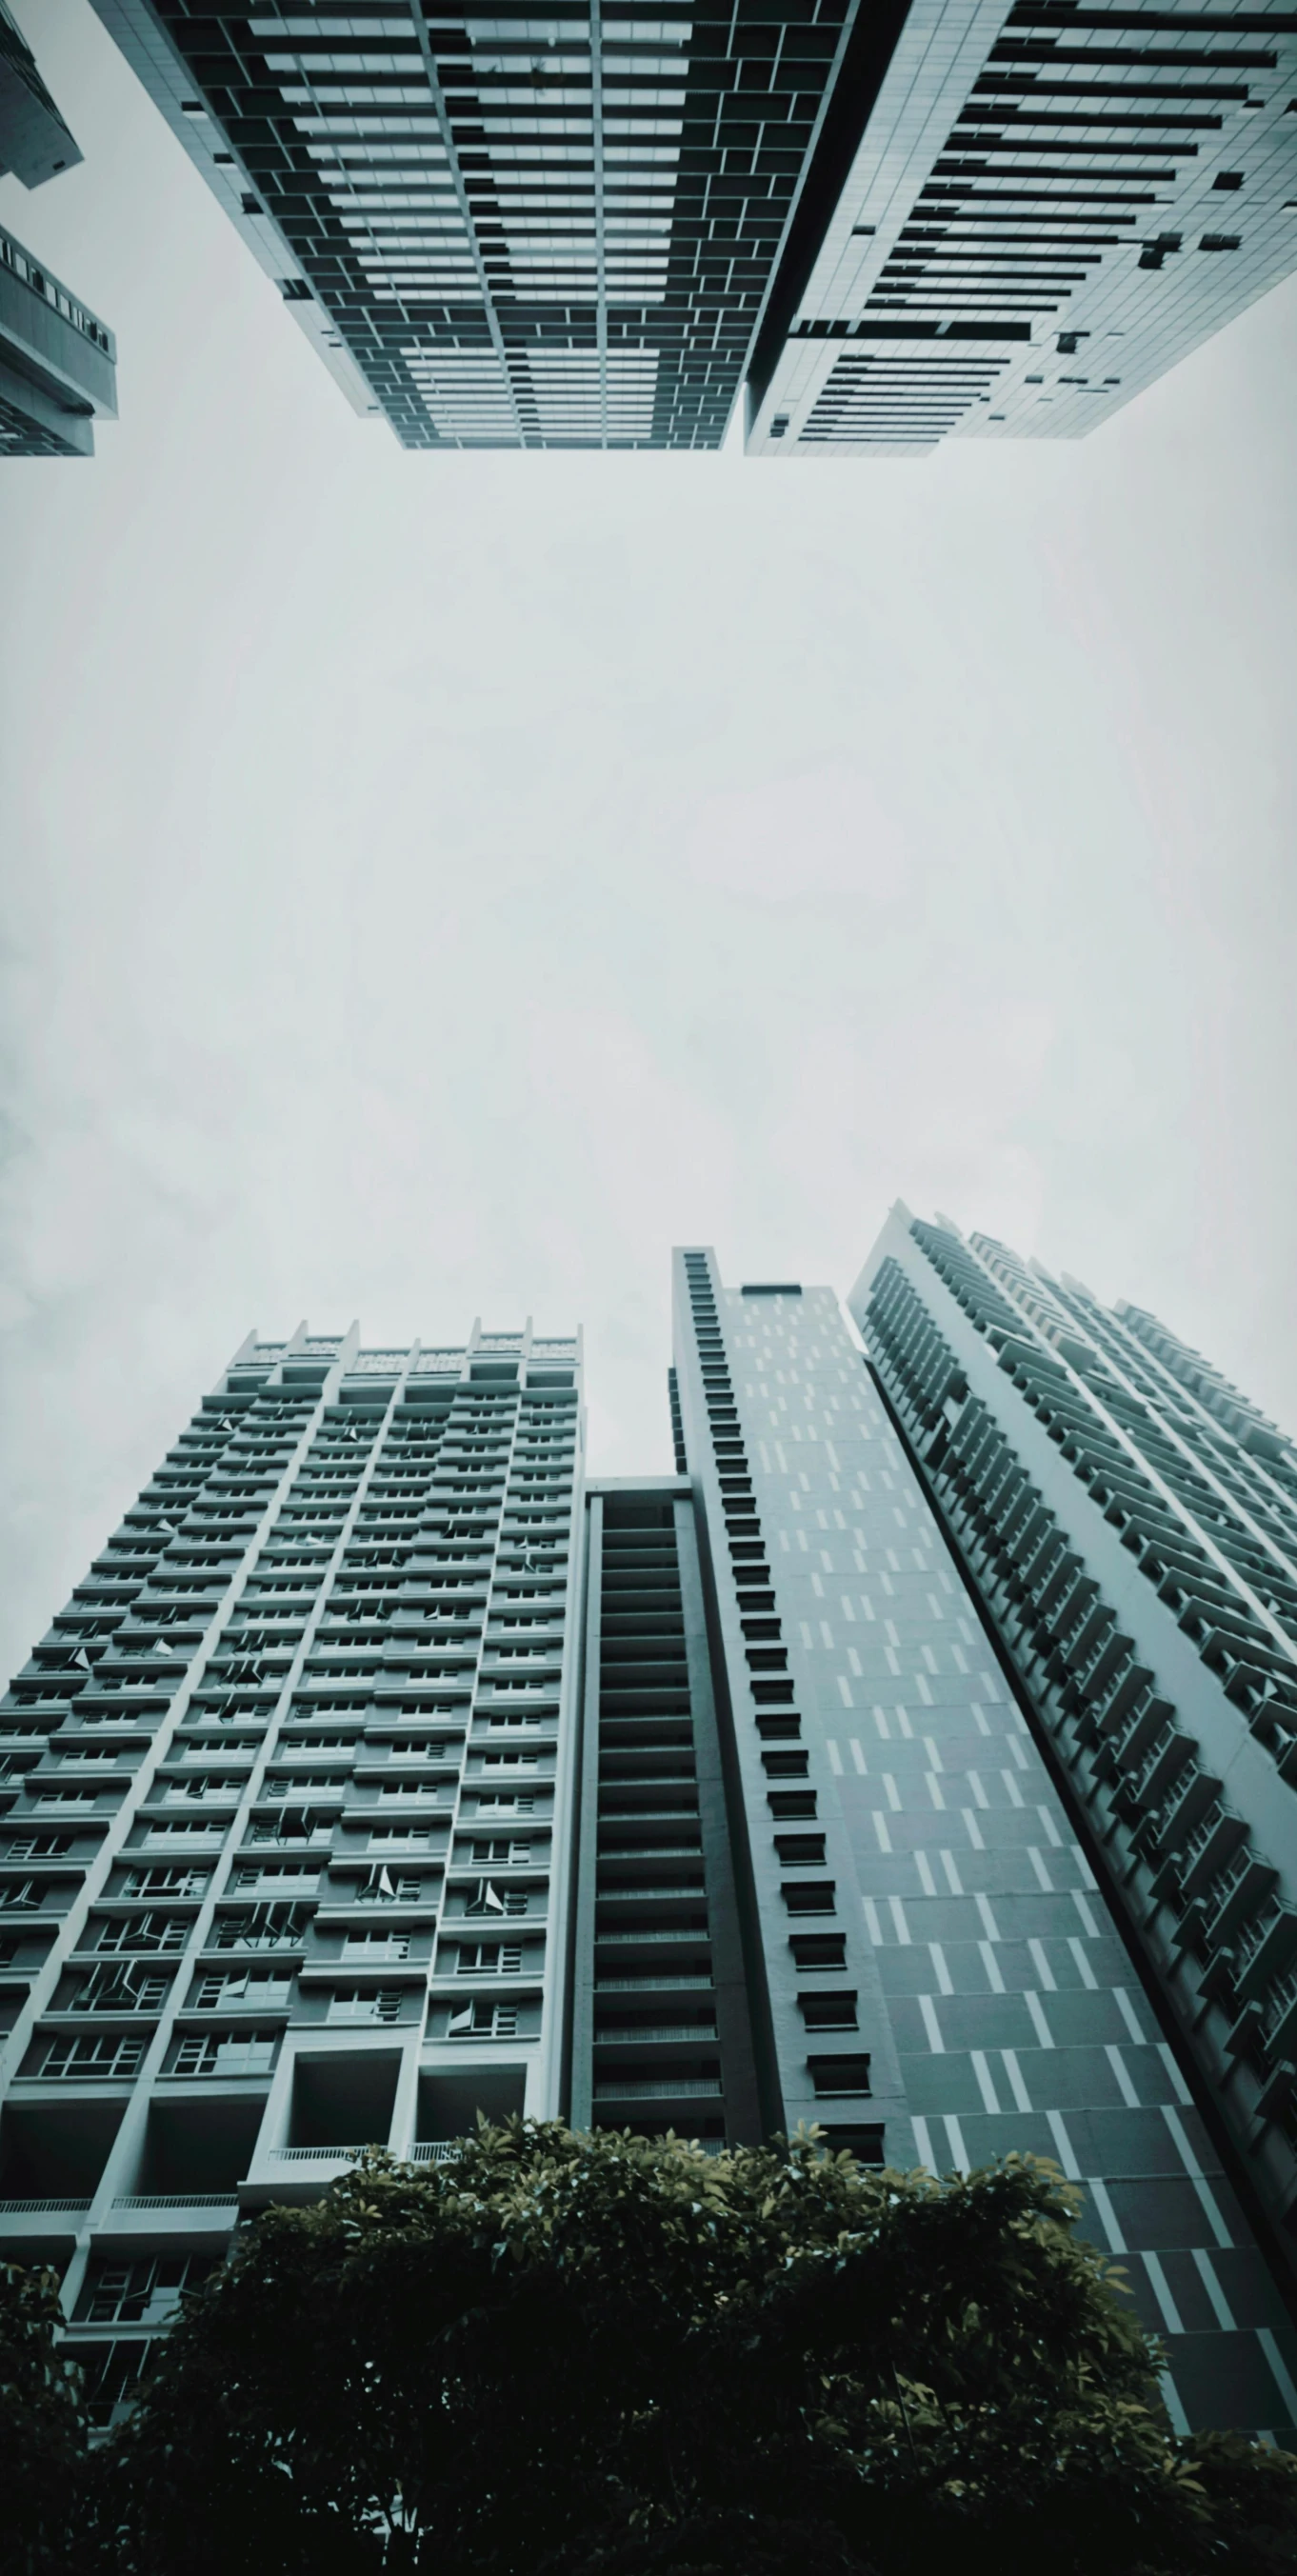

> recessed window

[
  {"left": 783, "top": 1880, "right": 835, "bottom": 1915},
  {"left": 800, "top": 1991, "right": 858, "bottom": 2030},
  {"left": 790, "top": 1932, "right": 845, "bottom": 1969},
  {"left": 774, "top": 1833, "right": 826, "bottom": 1867},
  {"left": 808, "top": 2052, "right": 871, "bottom": 2096}
]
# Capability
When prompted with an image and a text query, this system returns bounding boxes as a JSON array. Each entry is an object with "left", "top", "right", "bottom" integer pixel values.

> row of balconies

[{"left": 904, "top": 1357, "right": 1297, "bottom": 2160}]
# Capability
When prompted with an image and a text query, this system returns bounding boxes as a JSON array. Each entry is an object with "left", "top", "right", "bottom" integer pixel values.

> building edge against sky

[
  {"left": 744, "top": 0, "right": 1297, "bottom": 456},
  {"left": 2, "top": 1252, "right": 1297, "bottom": 2437},
  {"left": 850, "top": 1208, "right": 1297, "bottom": 2272},
  {"left": 0, "top": 2, "right": 116, "bottom": 455},
  {"left": 79, "top": 0, "right": 1297, "bottom": 453}
]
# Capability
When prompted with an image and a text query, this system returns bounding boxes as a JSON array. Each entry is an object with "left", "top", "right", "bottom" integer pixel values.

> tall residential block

[
  {"left": 4, "top": 1252, "right": 1297, "bottom": 2440},
  {"left": 0, "top": 1320, "right": 584, "bottom": 2423},
  {"left": 669, "top": 1246, "right": 1297, "bottom": 2437},
  {"left": 87, "top": 0, "right": 905, "bottom": 449},
  {"left": 88, "top": 0, "right": 1297, "bottom": 451},
  {"left": 851, "top": 1209, "right": 1297, "bottom": 2275}
]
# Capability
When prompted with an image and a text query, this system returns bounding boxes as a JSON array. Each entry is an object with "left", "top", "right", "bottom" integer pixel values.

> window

[
  {"left": 77, "top": 1966, "right": 171, "bottom": 2012},
  {"left": 327, "top": 1987, "right": 404, "bottom": 2024},
  {"left": 799, "top": 1991, "right": 858, "bottom": 2030},
  {"left": 70, "top": 2338, "right": 152, "bottom": 2429},
  {"left": 469, "top": 1839, "right": 532, "bottom": 1865},
  {"left": 90, "top": 1916, "right": 190, "bottom": 1947},
  {"left": 465, "top": 1880, "right": 528, "bottom": 1917},
  {"left": 211, "top": 1904, "right": 310, "bottom": 1949},
  {"left": 448, "top": 1999, "right": 518, "bottom": 2037},
  {"left": 342, "top": 1931, "right": 410, "bottom": 1961},
  {"left": 354, "top": 1869, "right": 425, "bottom": 1903},
  {"left": 782, "top": 1882, "right": 836, "bottom": 1915},
  {"left": 455, "top": 1942, "right": 523, "bottom": 1974},
  {"left": 194, "top": 1970, "right": 292, "bottom": 2008},
  {"left": 773, "top": 1834, "right": 826, "bottom": 1867},
  {"left": 41, "top": 2033, "right": 147, "bottom": 2079},
  {"left": 808, "top": 2053, "right": 871, "bottom": 2096},
  {"left": 124, "top": 1867, "right": 208, "bottom": 1899},
  {"left": 81, "top": 2254, "right": 210, "bottom": 2326},
  {"left": 171, "top": 2027, "right": 277, "bottom": 2075}
]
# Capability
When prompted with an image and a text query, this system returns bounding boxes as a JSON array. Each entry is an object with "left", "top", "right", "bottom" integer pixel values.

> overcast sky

[{"left": 1, "top": 0, "right": 1295, "bottom": 1679}]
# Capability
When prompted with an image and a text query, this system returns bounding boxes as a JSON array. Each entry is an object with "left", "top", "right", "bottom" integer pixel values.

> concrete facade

[
  {"left": 850, "top": 1207, "right": 1297, "bottom": 2432},
  {"left": 0, "top": 1320, "right": 584, "bottom": 2421},
  {"left": 6, "top": 1252, "right": 1297, "bottom": 2439}
]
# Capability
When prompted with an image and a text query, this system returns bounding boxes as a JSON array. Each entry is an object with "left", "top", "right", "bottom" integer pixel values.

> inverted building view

[
  {"left": 2, "top": 1246, "right": 1296, "bottom": 2440},
  {"left": 86, "top": 0, "right": 1297, "bottom": 450},
  {"left": 0, "top": 0, "right": 117, "bottom": 455}
]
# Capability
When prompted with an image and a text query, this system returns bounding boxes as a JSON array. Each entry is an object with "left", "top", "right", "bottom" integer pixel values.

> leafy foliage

[
  {"left": 6, "top": 2125, "right": 1297, "bottom": 2574},
  {"left": 0, "top": 2262, "right": 87, "bottom": 2576}
]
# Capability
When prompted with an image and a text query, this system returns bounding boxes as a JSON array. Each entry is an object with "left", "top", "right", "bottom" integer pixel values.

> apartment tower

[
  {"left": 0, "top": 1320, "right": 583, "bottom": 2421},
  {"left": 3, "top": 1250, "right": 1297, "bottom": 2440},
  {"left": 89, "top": 0, "right": 1297, "bottom": 450}
]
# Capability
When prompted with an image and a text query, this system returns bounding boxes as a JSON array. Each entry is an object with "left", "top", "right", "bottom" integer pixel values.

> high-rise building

[
  {"left": 746, "top": 0, "right": 1297, "bottom": 455},
  {"left": 0, "top": 2, "right": 118, "bottom": 457},
  {"left": 0, "top": 1320, "right": 585, "bottom": 2423},
  {"left": 86, "top": 0, "right": 1297, "bottom": 452},
  {"left": 850, "top": 1209, "right": 1297, "bottom": 2279},
  {"left": 4, "top": 1256, "right": 1296, "bottom": 2440},
  {"left": 88, "top": 0, "right": 900, "bottom": 449},
  {"left": 670, "top": 1245, "right": 1297, "bottom": 2437}
]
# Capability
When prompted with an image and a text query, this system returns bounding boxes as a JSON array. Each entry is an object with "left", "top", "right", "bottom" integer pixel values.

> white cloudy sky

[{"left": 2, "top": 0, "right": 1295, "bottom": 1678}]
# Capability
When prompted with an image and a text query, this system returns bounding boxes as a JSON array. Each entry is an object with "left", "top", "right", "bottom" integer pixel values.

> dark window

[
  {"left": 774, "top": 1835, "right": 826, "bottom": 1867},
  {"left": 763, "top": 1750, "right": 808, "bottom": 1779},
  {"left": 800, "top": 1991, "right": 858, "bottom": 2030},
  {"left": 808, "top": 2052, "right": 871, "bottom": 2096},
  {"left": 783, "top": 1880, "right": 835, "bottom": 1915},
  {"left": 790, "top": 1932, "right": 845, "bottom": 1968}
]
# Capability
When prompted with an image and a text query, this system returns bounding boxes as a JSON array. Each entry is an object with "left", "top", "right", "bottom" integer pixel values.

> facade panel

[
  {"left": 569, "top": 1477, "right": 763, "bottom": 2144},
  {"left": 747, "top": 0, "right": 1297, "bottom": 455},
  {"left": 89, "top": 0, "right": 869, "bottom": 449},
  {"left": 676, "top": 1241, "right": 1297, "bottom": 2436}
]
